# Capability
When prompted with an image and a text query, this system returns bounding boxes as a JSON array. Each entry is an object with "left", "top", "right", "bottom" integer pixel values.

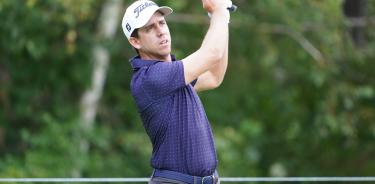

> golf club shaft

[{"left": 227, "top": 4, "right": 237, "bottom": 12}]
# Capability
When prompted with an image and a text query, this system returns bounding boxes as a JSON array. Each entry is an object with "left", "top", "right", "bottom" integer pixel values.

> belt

[{"left": 153, "top": 169, "right": 218, "bottom": 184}]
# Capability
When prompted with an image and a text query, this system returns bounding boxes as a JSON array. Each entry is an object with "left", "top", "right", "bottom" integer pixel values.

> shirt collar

[{"left": 130, "top": 55, "right": 177, "bottom": 71}]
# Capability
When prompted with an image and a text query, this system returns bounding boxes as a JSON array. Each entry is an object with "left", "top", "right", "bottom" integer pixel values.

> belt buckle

[
  {"left": 213, "top": 174, "right": 218, "bottom": 184},
  {"left": 202, "top": 175, "right": 214, "bottom": 184}
]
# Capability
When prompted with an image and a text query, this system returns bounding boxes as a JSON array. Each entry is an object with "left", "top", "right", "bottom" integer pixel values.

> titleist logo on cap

[{"left": 134, "top": 2, "right": 157, "bottom": 18}]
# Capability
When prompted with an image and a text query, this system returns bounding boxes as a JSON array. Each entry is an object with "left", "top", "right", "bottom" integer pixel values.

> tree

[
  {"left": 75, "top": 0, "right": 123, "bottom": 177},
  {"left": 0, "top": 0, "right": 374, "bottom": 179},
  {"left": 343, "top": 0, "right": 367, "bottom": 46}
]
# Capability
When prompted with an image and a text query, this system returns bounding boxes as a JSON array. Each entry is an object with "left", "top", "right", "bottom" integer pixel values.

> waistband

[{"left": 152, "top": 169, "right": 218, "bottom": 184}]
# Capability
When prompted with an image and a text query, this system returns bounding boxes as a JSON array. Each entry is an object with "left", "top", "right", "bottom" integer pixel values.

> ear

[{"left": 129, "top": 37, "right": 141, "bottom": 50}]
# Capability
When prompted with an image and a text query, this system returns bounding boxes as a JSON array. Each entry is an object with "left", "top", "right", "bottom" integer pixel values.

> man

[{"left": 122, "top": 0, "right": 230, "bottom": 183}]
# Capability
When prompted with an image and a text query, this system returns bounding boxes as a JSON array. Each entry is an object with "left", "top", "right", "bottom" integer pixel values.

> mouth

[{"left": 160, "top": 39, "right": 169, "bottom": 46}]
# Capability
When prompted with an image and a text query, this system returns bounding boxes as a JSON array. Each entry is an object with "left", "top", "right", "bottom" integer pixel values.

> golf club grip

[{"left": 227, "top": 4, "right": 237, "bottom": 12}]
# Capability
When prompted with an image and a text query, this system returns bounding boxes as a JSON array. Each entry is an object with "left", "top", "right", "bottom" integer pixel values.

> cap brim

[
  {"left": 134, "top": 6, "right": 173, "bottom": 31},
  {"left": 158, "top": 6, "right": 173, "bottom": 16},
  {"left": 127, "top": 5, "right": 173, "bottom": 40}
]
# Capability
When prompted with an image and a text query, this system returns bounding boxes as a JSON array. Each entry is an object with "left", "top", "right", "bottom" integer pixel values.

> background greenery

[{"left": 1, "top": 0, "right": 374, "bottom": 182}]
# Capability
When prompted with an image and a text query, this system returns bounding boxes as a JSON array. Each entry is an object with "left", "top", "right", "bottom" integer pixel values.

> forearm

[
  {"left": 207, "top": 30, "right": 228, "bottom": 85},
  {"left": 199, "top": 10, "right": 229, "bottom": 61},
  {"left": 181, "top": 1, "right": 229, "bottom": 85}
]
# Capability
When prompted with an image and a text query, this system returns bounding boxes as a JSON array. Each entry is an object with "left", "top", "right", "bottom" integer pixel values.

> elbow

[
  {"left": 216, "top": 78, "right": 224, "bottom": 88},
  {"left": 206, "top": 47, "right": 224, "bottom": 64},
  {"left": 211, "top": 77, "right": 224, "bottom": 89}
]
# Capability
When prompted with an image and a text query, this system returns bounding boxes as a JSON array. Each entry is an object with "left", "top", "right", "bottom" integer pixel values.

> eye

[
  {"left": 160, "top": 20, "right": 166, "bottom": 25},
  {"left": 145, "top": 25, "right": 153, "bottom": 32}
]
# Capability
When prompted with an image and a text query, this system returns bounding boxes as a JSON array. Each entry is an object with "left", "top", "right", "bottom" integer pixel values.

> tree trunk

[
  {"left": 343, "top": 0, "right": 367, "bottom": 46},
  {"left": 73, "top": 0, "right": 122, "bottom": 177}
]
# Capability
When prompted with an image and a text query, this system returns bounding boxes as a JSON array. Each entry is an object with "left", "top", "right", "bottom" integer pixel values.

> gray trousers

[
  {"left": 149, "top": 177, "right": 186, "bottom": 184},
  {"left": 149, "top": 176, "right": 220, "bottom": 184}
]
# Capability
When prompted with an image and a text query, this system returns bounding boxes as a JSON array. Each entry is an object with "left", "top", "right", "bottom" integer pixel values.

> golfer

[{"left": 122, "top": 0, "right": 230, "bottom": 183}]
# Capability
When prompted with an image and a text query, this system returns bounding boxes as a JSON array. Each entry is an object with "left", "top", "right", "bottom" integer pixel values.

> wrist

[
  {"left": 209, "top": 8, "right": 230, "bottom": 23},
  {"left": 211, "top": 8, "right": 228, "bottom": 16}
]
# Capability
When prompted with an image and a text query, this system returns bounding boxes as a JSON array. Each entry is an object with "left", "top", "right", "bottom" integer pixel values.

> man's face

[{"left": 132, "top": 12, "right": 172, "bottom": 61}]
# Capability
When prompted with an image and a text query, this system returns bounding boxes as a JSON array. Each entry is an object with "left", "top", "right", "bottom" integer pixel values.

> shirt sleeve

[
  {"left": 142, "top": 61, "right": 186, "bottom": 99},
  {"left": 191, "top": 78, "right": 198, "bottom": 87}
]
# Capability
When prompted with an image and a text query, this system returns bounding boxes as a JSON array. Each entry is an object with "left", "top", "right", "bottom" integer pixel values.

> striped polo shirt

[{"left": 130, "top": 55, "right": 217, "bottom": 177}]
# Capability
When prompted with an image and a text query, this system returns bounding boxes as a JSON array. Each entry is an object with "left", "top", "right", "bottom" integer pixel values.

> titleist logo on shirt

[{"left": 134, "top": 2, "right": 157, "bottom": 18}]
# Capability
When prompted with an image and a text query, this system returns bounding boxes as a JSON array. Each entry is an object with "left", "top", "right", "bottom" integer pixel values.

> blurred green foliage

[{"left": 1, "top": 0, "right": 374, "bottom": 181}]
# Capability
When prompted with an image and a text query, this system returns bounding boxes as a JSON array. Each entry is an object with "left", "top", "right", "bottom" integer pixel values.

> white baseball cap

[{"left": 122, "top": 0, "right": 173, "bottom": 39}]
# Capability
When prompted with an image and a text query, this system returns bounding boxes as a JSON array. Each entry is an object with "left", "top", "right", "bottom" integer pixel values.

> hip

[{"left": 149, "top": 169, "right": 220, "bottom": 184}]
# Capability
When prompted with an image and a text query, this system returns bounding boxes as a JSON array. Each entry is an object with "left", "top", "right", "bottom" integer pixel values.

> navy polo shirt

[{"left": 130, "top": 55, "right": 217, "bottom": 177}]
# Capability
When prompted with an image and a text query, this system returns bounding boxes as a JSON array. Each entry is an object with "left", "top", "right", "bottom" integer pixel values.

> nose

[{"left": 155, "top": 24, "right": 165, "bottom": 37}]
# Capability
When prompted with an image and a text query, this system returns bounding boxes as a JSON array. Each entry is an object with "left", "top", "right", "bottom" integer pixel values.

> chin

[{"left": 160, "top": 49, "right": 171, "bottom": 56}]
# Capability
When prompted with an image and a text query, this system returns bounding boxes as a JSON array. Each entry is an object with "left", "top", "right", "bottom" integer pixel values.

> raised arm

[
  {"left": 193, "top": 28, "right": 228, "bottom": 92},
  {"left": 181, "top": 0, "right": 229, "bottom": 86}
]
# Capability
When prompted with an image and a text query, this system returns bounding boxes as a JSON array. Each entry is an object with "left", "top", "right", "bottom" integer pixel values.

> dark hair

[
  {"left": 131, "top": 29, "right": 140, "bottom": 54},
  {"left": 131, "top": 29, "right": 139, "bottom": 38}
]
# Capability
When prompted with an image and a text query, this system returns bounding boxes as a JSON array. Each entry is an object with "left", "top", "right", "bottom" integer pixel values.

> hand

[
  {"left": 205, "top": 0, "right": 232, "bottom": 23},
  {"left": 202, "top": 0, "right": 228, "bottom": 13}
]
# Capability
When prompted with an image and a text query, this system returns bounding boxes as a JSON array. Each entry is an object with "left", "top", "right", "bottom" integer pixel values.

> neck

[{"left": 139, "top": 52, "right": 172, "bottom": 62}]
